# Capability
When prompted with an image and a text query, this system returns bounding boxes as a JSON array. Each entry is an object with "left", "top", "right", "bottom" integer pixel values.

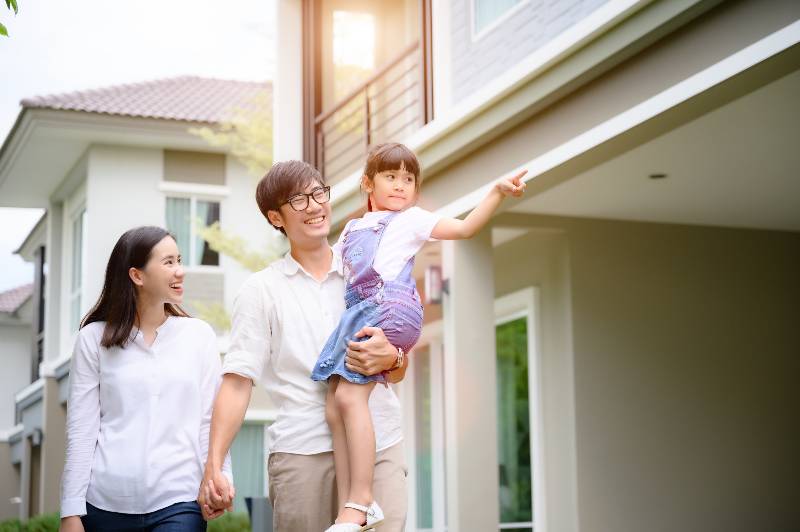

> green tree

[
  {"left": 1, "top": 0, "right": 19, "bottom": 37},
  {"left": 189, "top": 89, "right": 285, "bottom": 331}
]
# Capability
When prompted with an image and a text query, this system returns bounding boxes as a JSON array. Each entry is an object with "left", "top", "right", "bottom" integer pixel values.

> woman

[{"left": 60, "top": 226, "right": 232, "bottom": 532}]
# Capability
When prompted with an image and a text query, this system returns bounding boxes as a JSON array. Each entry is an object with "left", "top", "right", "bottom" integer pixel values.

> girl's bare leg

[
  {"left": 334, "top": 379, "right": 377, "bottom": 525},
  {"left": 325, "top": 377, "right": 351, "bottom": 511}
]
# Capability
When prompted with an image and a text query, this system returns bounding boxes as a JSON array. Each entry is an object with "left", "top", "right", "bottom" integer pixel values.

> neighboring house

[
  {"left": 274, "top": 1, "right": 800, "bottom": 531},
  {"left": 0, "top": 76, "right": 277, "bottom": 520},
  {"left": 0, "top": 283, "right": 34, "bottom": 520}
]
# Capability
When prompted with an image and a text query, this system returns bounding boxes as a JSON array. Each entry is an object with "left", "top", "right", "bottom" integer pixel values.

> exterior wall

[
  {"left": 38, "top": 378, "right": 66, "bottom": 515},
  {"left": 86, "top": 145, "right": 165, "bottom": 315},
  {"left": 493, "top": 217, "right": 800, "bottom": 532},
  {"left": 0, "top": 299, "right": 33, "bottom": 428},
  {"left": 449, "top": 0, "right": 610, "bottom": 103},
  {"left": 0, "top": 441, "right": 21, "bottom": 519},
  {"left": 422, "top": 0, "right": 800, "bottom": 208},
  {"left": 220, "top": 157, "right": 279, "bottom": 313}
]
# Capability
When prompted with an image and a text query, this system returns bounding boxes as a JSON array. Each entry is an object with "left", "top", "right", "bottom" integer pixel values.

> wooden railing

[{"left": 315, "top": 41, "right": 426, "bottom": 185}]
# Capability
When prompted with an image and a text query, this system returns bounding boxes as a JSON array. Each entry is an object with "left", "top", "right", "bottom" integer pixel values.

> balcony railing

[{"left": 315, "top": 41, "right": 427, "bottom": 186}]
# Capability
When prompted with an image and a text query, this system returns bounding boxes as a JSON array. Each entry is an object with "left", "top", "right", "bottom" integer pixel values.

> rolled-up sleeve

[
  {"left": 61, "top": 330, "right": 101, "bottom": 518},
  {"left": 222, "top": 276, "right": 271, "bottom": 384}
]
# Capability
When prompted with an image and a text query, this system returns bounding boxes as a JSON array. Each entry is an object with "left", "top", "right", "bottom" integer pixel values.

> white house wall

[
  {"left": 492, "top": 217, "right": 800, "bottom": 531},
  {"left": 0, "top": 299, "right": 34, "bottom": 429}
]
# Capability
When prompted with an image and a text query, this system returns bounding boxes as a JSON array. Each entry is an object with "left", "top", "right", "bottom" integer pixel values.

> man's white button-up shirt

[{"left": 222, "top": 251, "right": 403, "bottom": 455}]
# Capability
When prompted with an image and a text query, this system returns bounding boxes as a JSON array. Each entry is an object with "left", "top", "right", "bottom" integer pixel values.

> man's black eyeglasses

[{"left": 282, "top": 186, "right": 331, "bottom": 211}]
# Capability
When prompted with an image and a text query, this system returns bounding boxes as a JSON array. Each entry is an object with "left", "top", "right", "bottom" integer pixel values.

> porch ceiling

[{"left": 509, "top": 67, "right": 800, "bottom": 232}]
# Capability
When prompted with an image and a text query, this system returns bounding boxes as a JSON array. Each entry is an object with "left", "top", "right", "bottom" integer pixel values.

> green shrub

[
  {"left": 24, "top": 513, "right": 58, "bottom": 532},
  {"left": 207, "top": 511, "right": 251, "bottom": 532},
  {"left": 0, "top": 513, "right": 58, "bottom": 532},
  {"left": 0, "top": 518, "right": 24, "bottom": 532}
]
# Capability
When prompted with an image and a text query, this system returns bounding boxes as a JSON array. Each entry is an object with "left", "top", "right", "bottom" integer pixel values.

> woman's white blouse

[{"left": 60, "top": 316, "right": 232, "bottom": 517}]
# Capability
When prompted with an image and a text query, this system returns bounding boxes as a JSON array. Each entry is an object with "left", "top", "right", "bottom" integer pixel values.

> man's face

[{"left": 270, "top": 180, "right": 332, "bottom": 247}]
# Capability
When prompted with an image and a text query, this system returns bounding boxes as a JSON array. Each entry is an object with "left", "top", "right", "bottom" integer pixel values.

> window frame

[
  {"left": 163, "top": 190, "right": 224, "bottom": 272},
  {"left": 470, "top": 0, "right": 530, "bottom": 42}
]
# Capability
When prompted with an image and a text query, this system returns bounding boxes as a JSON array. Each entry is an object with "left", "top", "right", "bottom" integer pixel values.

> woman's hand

[
  {"left": 345, "top": 326, "right": 398, "bottom": 376},
  {"left": 198, "top": 473, "right": 235, "bottom": 521},
  {"left": 60, "top": 516, "right": 85, "bottom": 532}
]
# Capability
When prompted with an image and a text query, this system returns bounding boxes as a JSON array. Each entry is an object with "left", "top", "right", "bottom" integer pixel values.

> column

[{"left": 441, "top": 227, "right": 499, "bottom": 531}]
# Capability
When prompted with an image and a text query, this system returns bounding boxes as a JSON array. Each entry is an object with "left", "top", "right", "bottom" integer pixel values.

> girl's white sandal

[{"left": 323, "top": 501, "right": 384, "bottom": 532}]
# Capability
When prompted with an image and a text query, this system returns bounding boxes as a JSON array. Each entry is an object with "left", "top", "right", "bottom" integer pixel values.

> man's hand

[
  {"left": 346, "top": 326, "right": 398, "bottom": 376},
  {"left": 198, "top": 469, "right": 235, "bottom": 521},
  {"left": 60, "top": 516, "right": 84, "bottom": 532}
]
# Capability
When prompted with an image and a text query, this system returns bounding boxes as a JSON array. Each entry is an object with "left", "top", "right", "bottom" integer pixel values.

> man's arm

[{"left": 199, "top": 373, "right": 252, "bottom": 518}]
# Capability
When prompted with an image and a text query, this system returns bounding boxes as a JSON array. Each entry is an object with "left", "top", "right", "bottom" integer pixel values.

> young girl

[
  {"left": 311, "top": 143, "right": 526, "bottom": 531},
  {"left": 60, "top": 226, "right": 232, "bottom": 532}
]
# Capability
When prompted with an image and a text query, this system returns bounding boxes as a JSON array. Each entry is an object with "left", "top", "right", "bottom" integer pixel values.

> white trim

[
  {"left": 436, "top": 19, "right": 800, "bottom": 220},
  {"left": 14, "top": 378, "right": 44, "bottom": 404},
  {"left": 244, "top": 408, "right": 277, "bottom": 423},
  {"left": 494, "top": 287, "right": 544, "bottom": 531},
  {"left": 471, "top": 0, "right": 530, "bottom": 42},
  {"left": 40, "top": 353, "right": 73, "bottom": 378},
  {"left": 0, "top": 424, "right": 24, "bottom": 443},
  {"left": 331, "top": 0, "right": 650, "bottom": 203},
  {"left": 158, "top": 181, "right": 231, "bottom": 199}
]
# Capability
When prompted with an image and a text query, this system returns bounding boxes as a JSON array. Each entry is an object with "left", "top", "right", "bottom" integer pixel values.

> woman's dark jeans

[{"left": 81, "top": 501, "right": 206, "bottom": 532}]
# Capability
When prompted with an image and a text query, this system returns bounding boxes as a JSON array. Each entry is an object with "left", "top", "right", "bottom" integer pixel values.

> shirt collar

[{"left": 279, "top": 248, "right": 343, "bottom": 278}]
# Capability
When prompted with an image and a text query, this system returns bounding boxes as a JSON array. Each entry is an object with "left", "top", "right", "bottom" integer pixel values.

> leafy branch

[{"left": 1, "top": 0, "right": 19, "bottom": 37}]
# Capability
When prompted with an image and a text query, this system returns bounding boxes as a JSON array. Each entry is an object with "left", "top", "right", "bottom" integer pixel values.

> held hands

[
  {"left": 345, "top": 326, "right": 397, "bottom": 376},
  {"left": 495, "top": 169, "right": 528, "bottom": 198},
  {"left": 198, "top": 467, "right": 236, "bottom": 521}
]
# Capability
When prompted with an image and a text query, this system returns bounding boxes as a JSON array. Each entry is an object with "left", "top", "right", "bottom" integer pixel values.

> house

[
  {"left": 0, "top": 76, "right": 278, "bottom": 521},
  {"left": 273, "top": 1, "right": 800, "bottom": 531}
]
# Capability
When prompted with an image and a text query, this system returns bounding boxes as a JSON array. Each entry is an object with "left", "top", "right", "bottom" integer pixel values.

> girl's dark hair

[
  {"left": 363, "top": 143, "right": 421, "bottom": 211},
  {"left": 81, "top": 226, "right": 189, "bottom": 348}
]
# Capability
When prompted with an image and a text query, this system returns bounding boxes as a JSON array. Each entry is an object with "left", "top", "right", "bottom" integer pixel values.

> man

[{"left": 199, "top": 161, "right": 408, "bottom": 531}]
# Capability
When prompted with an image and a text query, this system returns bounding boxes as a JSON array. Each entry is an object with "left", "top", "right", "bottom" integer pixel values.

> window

[
  {"left": 70, "top": 209, "right": 87, "bottom": 331},
  {"left": 497, "top": 316, "right": 533, "bottom": 530},
  {"left": 165, "top": 197, "right": 220, "bottom": 267},
  {"left": 473, "top": 0, "right": 524, "bottom": 37}
]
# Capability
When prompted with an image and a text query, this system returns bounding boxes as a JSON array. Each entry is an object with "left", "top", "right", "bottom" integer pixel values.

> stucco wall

[{"left": 493, "top": 217, "right": 800, "bottom": 531}]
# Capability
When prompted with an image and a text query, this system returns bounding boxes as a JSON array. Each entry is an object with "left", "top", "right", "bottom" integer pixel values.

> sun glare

[{"left": 333, "top": 11, "right": 375, "bottom": 70}]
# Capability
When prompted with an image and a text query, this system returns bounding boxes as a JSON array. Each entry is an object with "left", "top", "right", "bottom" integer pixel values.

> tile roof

[
  {"left": 0, "top": 283, "right": 33, "bottom": 313},
  {"left": 21, "top": 76, "right": 271, "bottom": 124}
]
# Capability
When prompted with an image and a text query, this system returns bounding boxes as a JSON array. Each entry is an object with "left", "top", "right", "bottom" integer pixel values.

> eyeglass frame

[{"left": 280, "top": 186, "right": 331, "bottom": 211}]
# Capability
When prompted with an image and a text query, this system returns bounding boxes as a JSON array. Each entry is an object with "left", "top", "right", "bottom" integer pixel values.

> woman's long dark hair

[{"left": 81, "top": 226, "right": 189, "bottom": 348}]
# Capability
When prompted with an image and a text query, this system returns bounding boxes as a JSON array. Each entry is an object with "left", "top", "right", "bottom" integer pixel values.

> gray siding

[{"left": 451, "top": 0, "right": 610, "bottom": 102}]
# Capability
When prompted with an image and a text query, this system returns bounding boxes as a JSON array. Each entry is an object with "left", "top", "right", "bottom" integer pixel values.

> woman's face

[{"left": 133, "top": 236, "right": 185, "bottom": 305}]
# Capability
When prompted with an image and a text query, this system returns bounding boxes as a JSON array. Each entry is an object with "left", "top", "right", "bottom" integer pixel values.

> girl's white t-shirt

[{"left": 334, "top": 206, "right": 442, "bottom": 281}]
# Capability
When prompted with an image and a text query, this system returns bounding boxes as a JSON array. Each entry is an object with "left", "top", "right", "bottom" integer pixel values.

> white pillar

[
  {"left": 441, "top": 227, "right": 499, "bottom": 531},
  {"left": 273, "top": 0, "right": 304, "bottom": 161},
  {"left": 43, "top": 203, "right": 64, "bottom": 363}
]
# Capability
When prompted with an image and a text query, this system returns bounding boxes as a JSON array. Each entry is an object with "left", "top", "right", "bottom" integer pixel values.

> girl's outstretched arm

[{"left": 431, "top": 170, "right": 527, "bottom": 240}]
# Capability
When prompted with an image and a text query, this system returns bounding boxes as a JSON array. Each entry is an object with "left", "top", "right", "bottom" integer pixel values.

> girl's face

[
  {"left": 364, "top": 164, "right": 418, "bottom": 212},
  {"left": 130, "top": 236, "right": 185, "bottom": 305}
]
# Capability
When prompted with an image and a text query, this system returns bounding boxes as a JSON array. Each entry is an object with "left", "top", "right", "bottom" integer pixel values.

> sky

[{"left": 0, "top": 0, "right": 276, "bottom": 293}]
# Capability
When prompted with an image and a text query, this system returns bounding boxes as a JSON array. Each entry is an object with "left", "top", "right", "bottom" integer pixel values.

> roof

[
  {"left": 20, "top": 76, "right": 271, "bottom": 124},
  {"left": 0, "top": 283, "right": 33, "bottom": 313}
]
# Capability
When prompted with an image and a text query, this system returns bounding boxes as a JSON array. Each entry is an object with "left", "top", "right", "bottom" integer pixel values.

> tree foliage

[{"left": 1, "top": 0, "right": 19, "bottom": 37}]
